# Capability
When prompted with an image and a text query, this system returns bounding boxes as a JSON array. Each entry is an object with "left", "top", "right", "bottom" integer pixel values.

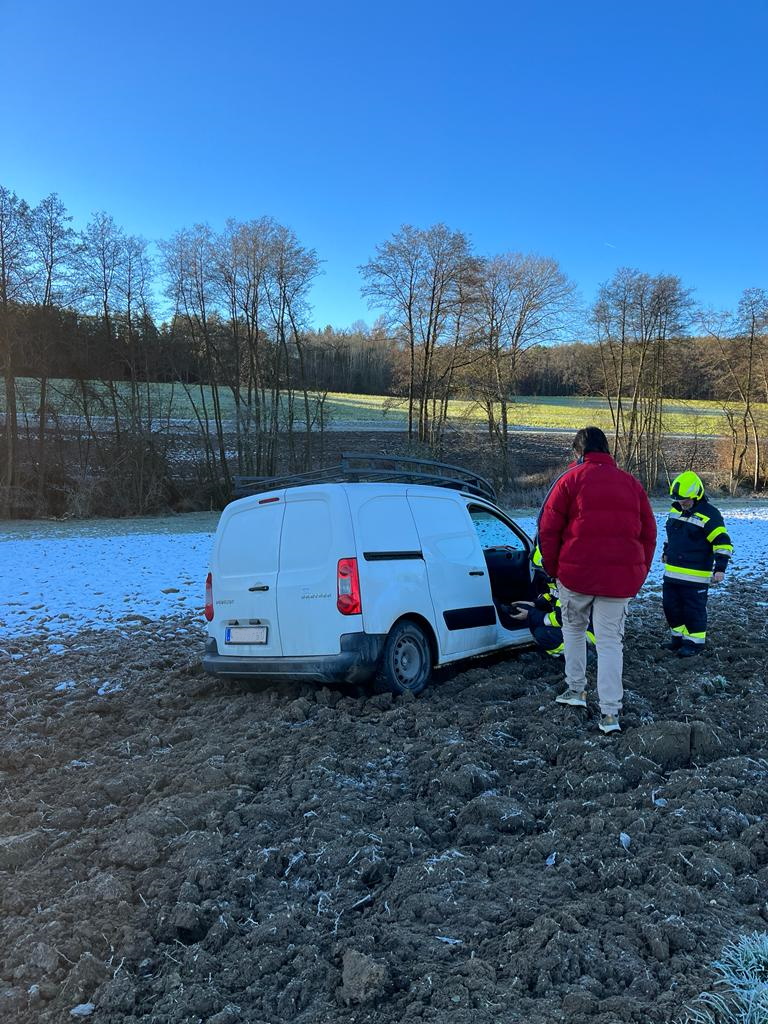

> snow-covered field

[
  {"left": 0, "top": 512, "right": 217, "bottom": 639},
  {"left": 1, "top": 503, "right": 767, "bottom": 639}
]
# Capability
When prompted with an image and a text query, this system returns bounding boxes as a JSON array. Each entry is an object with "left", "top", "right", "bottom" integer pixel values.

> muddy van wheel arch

[{"left": 378, "top": 619, "right": 433, "bottom": 695}]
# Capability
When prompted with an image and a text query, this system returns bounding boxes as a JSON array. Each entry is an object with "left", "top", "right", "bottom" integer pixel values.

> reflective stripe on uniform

[
  {"left": 712, "top": 543, "right": 734, "bottom": 554},
  {"left": 667, "top": 508, "right": 708, "bottom": 528},
  {"left": 671, "top": 624, "right": 688, "bottom": 635},
  {"left": 687, "top": 631, "right": 706, "bottom": 644},
  {"left": 546, "top": 643, "right": 564, "bottom": 657},
  {"left": 664, "top": 564, "right": 712, "bottom": 582}
]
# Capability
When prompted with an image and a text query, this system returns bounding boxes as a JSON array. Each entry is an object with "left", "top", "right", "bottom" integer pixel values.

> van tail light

[
  {"left": 337, "top": 558, "right": 361, "bottom": 615},
  {"left": 205, "top": 572, "right": 214, "bottom": 621}
]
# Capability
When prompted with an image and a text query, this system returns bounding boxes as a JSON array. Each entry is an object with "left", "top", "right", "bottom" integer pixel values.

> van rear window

[{"left": 218, "top": 505, "right": 283, "bottom": 576}]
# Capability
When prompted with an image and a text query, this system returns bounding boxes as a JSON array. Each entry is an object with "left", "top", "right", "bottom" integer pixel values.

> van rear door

[
  {"left": 277, "top": 488, "right": 357, "bottom": 656},
  {"left": 210, "top": 495, "right": 285, "bottom": 657}
]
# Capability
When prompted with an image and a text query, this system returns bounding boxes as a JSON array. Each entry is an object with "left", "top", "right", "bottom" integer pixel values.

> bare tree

[
  {"left": 214, "top": 216, "right": 315, "bottom": 476},
  {"left": 700, "top": 288, "right": 768, "bottom": 492},
  {"left": 76, "top": 212, "right": 128, "bottom": 449},
  {"left": 27, "top": 193, "right": 77, "bottom": 501},
  {"left": 361, "top": 224, "right": 474, "bottom": 444},
  {"left": 473, "top": 253, "right": 576, "bottom": 482},
  {"left": 264, "top": 224, "right": 320, "bottom": 470},
  {"left": 118, "top": 234, "right": 172, "bottom": 512},
  {"left": 0, "top": 186, "right": 31, "bottom": 512},
  {"left": 162, "top": 216, "right": 320, "bottom": 491},
  {"left": 593, "top": 268, "right": 694, "bottom": 487},
  {"left": 214, "top": 218, "right": 275, "bottom": 474},
  {"left": 161, "top": 225, "right": 231, "bottom": 499}
]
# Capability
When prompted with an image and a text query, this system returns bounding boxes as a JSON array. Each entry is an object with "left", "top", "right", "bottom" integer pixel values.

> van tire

[{"left": 377, "top": 620, "right": 432, "bottom": 695}]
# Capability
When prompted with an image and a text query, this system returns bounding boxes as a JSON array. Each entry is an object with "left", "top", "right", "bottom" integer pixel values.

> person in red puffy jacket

[{"left": 537, "top": 427, "right": 657, "bottom": 734}]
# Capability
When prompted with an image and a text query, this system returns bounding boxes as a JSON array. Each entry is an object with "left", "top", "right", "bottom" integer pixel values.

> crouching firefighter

[
  {"left": 506, "top": 547, "right": 596, "bottom": 658},
  {"left": 662, "top": 471, "right": 733, "bottom": 657}
]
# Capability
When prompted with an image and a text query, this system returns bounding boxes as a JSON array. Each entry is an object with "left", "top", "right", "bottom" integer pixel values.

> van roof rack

[{"left": 233, "top": 452, "right": 497, "bottom": 502}]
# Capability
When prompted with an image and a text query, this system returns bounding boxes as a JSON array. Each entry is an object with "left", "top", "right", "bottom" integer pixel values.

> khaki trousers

[{"left": 557, "top": 583, "right": 630, "bottom": 717}]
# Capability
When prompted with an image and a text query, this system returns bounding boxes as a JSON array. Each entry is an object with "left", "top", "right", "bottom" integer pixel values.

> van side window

[
  {"left": 469, "top": 505, "right": 533, "bottom": 609},
  {"left": 468, "top": 506, "right": 526, "bottom": 551},
  {"left": 281, "top": 499, "right": 332, "bottom": 571}
]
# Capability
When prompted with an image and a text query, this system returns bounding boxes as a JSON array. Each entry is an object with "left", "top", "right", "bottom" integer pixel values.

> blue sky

[{"left": 2, "top": 0, "right": 766, "bottom": 330}]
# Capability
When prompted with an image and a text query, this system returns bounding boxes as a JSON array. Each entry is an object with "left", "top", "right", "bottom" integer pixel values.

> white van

[{"left": 203, "top": 456, "right": 536, "bottom": 693}]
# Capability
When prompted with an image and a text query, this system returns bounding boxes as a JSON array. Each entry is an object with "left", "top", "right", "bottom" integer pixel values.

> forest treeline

[{"left": 1, "top": 184, "right": 766, "bottom": 517}]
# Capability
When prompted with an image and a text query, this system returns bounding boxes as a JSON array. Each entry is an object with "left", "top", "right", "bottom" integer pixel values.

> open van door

[{"left": 465, "top": 503, "right": 535, "bottom": 642}]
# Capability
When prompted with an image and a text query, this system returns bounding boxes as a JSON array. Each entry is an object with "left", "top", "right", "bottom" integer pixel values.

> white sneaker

[
  {"left": 555, "top": 689, "right": 587, "bottom": 708},
  {"left": 599, "top": 715, "right": 621, "bottom": 734}
]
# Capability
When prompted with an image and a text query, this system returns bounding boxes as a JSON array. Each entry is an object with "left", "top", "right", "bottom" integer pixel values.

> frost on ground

[
  {"left": 0, "top": 511, "right": 217, "bottom": 637},
  {"left": 684, "top": 930, "right": 768, "bottom": 1023},
  {"left": 0, "top": 506, "right": 767, "bottom": 1023}
]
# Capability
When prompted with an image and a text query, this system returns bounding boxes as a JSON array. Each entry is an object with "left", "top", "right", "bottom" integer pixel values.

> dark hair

[{"left": 573, "top": 426, "right": 610, "bottom": 455}]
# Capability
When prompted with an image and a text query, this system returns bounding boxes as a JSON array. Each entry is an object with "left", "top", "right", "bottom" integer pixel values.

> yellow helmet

[{"left": 670, "top": 471, "right": 704, "bottom": 501}]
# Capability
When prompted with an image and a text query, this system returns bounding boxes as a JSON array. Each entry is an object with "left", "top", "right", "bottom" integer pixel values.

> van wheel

[{"left": 378, "top": 620, "right": 432, "bottom": 695}]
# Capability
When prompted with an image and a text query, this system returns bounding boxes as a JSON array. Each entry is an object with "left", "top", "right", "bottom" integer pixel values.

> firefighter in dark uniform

[
  {"left": 506, "top": 546, "right": 595, "bottom": 658},
  {"left": 662, "top": 471, "right": 733, "bottom": 657}
]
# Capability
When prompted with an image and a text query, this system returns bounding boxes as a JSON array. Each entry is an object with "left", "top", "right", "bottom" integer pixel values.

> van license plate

[{"left": 225, "top": 626, "right": 268, "bottom": 644}]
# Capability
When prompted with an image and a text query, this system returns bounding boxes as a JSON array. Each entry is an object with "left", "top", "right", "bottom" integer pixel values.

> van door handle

[
  {"left": 468, "top": 570, "right": 485, "bottom": 576},
  {"left": 249, "top": 584, "right": 269, "bottom": 591}
]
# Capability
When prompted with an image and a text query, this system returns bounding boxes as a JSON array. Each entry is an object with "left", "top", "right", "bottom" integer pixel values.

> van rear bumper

[{"left": 202, "top": 632, "right": 387, "bottom": 684}]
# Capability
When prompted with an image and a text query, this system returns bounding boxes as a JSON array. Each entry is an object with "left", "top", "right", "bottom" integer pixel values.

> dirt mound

[{"left": 1, "top": 586, "right": 767, "bottom": 1023}]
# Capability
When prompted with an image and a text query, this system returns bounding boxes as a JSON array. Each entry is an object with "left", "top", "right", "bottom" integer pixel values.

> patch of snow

[
  {"left": 97, "top": 681, "right": 123, "bottom": 695},
  {"left": 0, "top": 513, "right": 217, "bottom": 638},
  {"left": 70, "top": 1004, "right": 95, "bottom": 1018}
]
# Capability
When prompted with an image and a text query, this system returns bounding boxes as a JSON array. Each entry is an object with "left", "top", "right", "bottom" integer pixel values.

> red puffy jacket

[{"left": 538, "top": 453, "right": 657, "bottom": 598}]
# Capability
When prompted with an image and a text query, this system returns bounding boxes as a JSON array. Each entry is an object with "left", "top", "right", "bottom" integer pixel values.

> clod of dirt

[
  {"left": 456, "top": 793, "right": 534, "bottom": 834},
  {"left": 60, "top": 954, "right": 108, "bottom": 1005},
  {"left": 0, "top": 831, "right": 47, "bottom": 869},
  {"left": 627, "top": 720, "right": 692, "bottom": 769},
  {"left": 339, "top": 950, "right": 390, "bottom": 1005},
  {"left": 690, "top": 720, "right": 731, "bottom": 762},
  {"left": 105, "top": 830, "right": 160, "bottom": 870}
]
